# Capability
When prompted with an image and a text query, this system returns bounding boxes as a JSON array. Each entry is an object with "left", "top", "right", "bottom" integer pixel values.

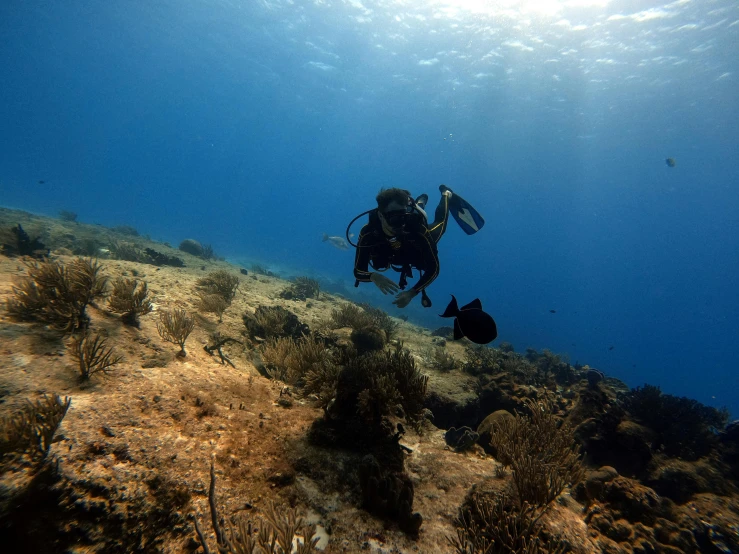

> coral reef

[{"left": 0, "top": 207, "right": 736, "bottom": 554}]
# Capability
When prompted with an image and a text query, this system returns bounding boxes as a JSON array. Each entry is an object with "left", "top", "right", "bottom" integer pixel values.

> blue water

[{"left": 1, "top": 1, "right": 737, "bottom": 415}]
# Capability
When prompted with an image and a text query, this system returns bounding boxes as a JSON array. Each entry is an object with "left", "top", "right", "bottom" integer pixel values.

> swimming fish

[
  {"left": 322, "top": 233, "right": 349, "bottom": 250},
  {"left": 549, "top": 309, "right": 556, "bottom": 313},
  {"left": 665, "top": 158, "right": 676, "bottom": 168},
  {"left": 439, "top": 295, "right": 497, "bottom": 344}
]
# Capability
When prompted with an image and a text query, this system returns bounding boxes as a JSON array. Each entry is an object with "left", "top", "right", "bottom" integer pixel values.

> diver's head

[{"left": 376, "top": 188, "right": 412, "bottom": 232}]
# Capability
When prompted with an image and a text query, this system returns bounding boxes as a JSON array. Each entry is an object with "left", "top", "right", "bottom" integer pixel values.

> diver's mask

[{"left": 383, "top": 208, "right": 408, "bottom": 230}]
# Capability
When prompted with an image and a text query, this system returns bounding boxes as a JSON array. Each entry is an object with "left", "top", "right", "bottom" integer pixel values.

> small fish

[
  {"left": 322, "top": 233, "right": 349, "bottom": 250},
  {"left": 549, "top": 309, "right": 556, "bottom": 313},
  {"left": 608, "top": 345, "right": 614, "bottom": 351},
  {"left": 38, "top": 180, "right": 45, "bottom": 184},
  {"left": 665, "top": 158, "right": 676, "bottom": 168},
  {"left": 439, "top": 295, "right": 497, "bottom": 345}
]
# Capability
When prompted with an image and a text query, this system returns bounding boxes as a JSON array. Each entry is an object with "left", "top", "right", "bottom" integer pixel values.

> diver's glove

[
  {"left": 393, "top": 289, "right": 418, "bottom": 309},
  {"left": 370, "top": 272, "right": 400, "bottom": 295}
]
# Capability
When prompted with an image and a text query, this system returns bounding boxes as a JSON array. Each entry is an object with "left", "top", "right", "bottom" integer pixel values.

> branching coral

[
  {"left": 490, "top": 396, "right": 584, "bottom": 507},
  {"left": 330, "top": 303, "right": 373, "bottom": 329},
  {"left": 428, "top": 346, "right": 458, "bottom": 371},
  {"left": 344, "top": 342, "right": 428, "bottom": 428},
  {"left": 358, "top": 303, "right": 398, "bottom": 340},
  {"left": 6, "top": 257, "right": 108, "bottom": 332},
  {"left": 70, "top": 331, "right": 123, "bottom": 380},
  {"left": 448, "top": 495, "right": 565, "bottom": 554},
  {"left": 261, "top": 335, "right": 331, "bottom": 386},
  {"left": 329, "top": 302, "right": 398, "bottom": 340},
  {"left": 197, "top": 293, "right": 228, "bottom": 323},
  {"left": 195, "top": 270, "right": 239, "bottom": 322},
  {"left": 463, "top": 344, "right": 503, "bottom": 375},
  {"left": 280, "top": 276, "right": 320, "bottom": 301},
  {"left": 303, "top": 358, "right": 342, "bottom": 413},
  {"left": 193, "top": 458, "right": 319, "bottom": 554},
  {"left": 108, "top": 277, "right": 153, "bottom": 326},
  {"left": 109, "top": 240, "right": 145, "bottom": 262},
  {"left": 196, "top": 270, "right": 240, "bottom": 304},
  {"left": 243, "top": 306, "right": 309, "bottom": 341},
  {"left": 157, "top": 308, "right": 196, "bottom": 357},
  {"left": 0, "top": 394, "right": 71, "bottom": 468}
]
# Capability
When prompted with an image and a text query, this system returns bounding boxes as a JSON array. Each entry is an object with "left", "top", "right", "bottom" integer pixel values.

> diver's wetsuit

[{"left": 354, "top": 193, "right": 450, "bottom": 293}]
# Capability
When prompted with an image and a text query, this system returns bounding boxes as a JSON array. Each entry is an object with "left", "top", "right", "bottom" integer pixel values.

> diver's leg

[{"left": 428, "top": 190, "right": 451, "bottom": 243}]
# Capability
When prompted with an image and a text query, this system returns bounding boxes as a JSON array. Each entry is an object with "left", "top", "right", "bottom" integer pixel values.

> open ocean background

[{"left": 0, "top": 0, "right": 737, "bottom": 415}]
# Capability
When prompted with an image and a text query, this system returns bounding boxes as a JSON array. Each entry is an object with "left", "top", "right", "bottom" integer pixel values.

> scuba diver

[{"left": 349, "top": 185, "right": 484, "bottom": 309}]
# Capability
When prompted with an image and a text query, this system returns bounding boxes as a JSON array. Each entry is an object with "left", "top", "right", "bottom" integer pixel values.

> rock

[
  {"left": 477, "top": 410, "right": 515, "bottom": 455},
  {"left": 423, "top": 391, "right": 479, "bottom": 431},
  {"left": 444, "top": 426, "right": 479, "bottom": 451},
  {"left": 477, "top": 373, "right": 527, "bottom": 418},
  {"left": 178, "top": 239, "right": 203, "bottom": 257},
  {"left": 583, "top": 466, "right": 619, "bottom": 501},
  {"left": 648, "top": 460, "right": 708, "bottom": 504},
  {"left": 600, "top": 477, "right": 665, "bottom": 525}
]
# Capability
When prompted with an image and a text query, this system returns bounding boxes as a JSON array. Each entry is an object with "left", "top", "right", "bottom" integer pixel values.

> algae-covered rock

[{"left": 178, "top": 238, "right": 203, "bottom": 257}]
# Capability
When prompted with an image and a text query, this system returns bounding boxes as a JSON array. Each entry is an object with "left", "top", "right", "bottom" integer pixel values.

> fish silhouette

[{"left": 440, "top": 295, "right": 497, "bottom": 344}]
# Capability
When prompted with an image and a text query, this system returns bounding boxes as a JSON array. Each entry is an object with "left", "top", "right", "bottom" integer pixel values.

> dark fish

[
  {"left": 38, "top": 180, "right": 45, "bottom": 184},
  {"left": 608, "top": 345, "right": 614, "bottom": 351},
  {"left": 549, "top": 309, "right": 556, "bottom": 313},
  {"left": 439, "top": 295, "right": 497, "bottom": 344},
  {"left": 665, "top": 158, "right": 676, "bottom": 168}
]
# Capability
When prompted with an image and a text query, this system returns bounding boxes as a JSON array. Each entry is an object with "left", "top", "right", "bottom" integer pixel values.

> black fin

[
  {"left": 460, "top": 298, "right": 482, "bottom": 311},
  {"left": 440, "top": 295, "right": 459, "bottom": 318},
  {"left": 453, "top": 319, "right": 465, "bottom": 340},
  {"left": 449, "top": 192, "right": 485, "bottom": 235}
]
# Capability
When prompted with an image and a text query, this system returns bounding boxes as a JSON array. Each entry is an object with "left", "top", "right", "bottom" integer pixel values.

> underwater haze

[{"left": 1, "top": 0, "right": 737, "bottom": 414}]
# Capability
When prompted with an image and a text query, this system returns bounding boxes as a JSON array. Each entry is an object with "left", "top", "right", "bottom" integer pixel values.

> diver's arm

[
  {"left": 411, "top": 231, "right": 440, "bottom": 293},
  {"left": 353, "top": 226, "right": 373, "bottom": 283}
]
